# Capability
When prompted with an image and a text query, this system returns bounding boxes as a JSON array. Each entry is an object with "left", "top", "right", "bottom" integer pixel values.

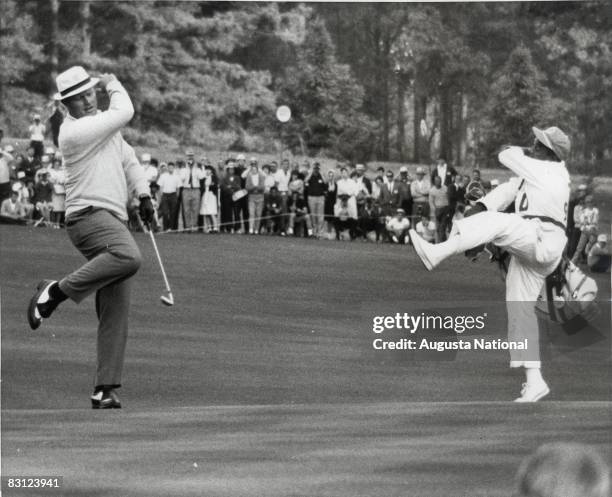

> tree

[
  {"left": 276, "top": 16, "right": 374, "bottom": 161},
  {"left": 482, "top": 45, "right": 554, "bottom": 165},
  {"left": 0, "top": 0, "right": 44, "bottom": 113}
]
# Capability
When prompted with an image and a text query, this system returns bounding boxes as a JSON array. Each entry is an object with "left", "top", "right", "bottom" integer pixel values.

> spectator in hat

[
  {"left": 354, "top": 163, "right": 372, "bottom": 207},
  {"left": 157, "top": 161, "right": 181, "bottom": 231},
  {"left": 410, "top": 166, "right": 430, "bottom": 218},
  {"left": 385, "top": 208, "right": 411, "bottom": 244},
  {"left": 49, "top": 157, "right": 66, "bottom": 227},
  {"left": 392, "top": 166, "right": 412, "bottom": 215},
  {"left": 28, "top": 114, "right": 46, "bottom": 160},
  {"left": 567, "top": 183, "right": 588, "bottom": 259},
  {"left": 0, "top": 189, "right": 28, "bottom": 225},
  {"left": 587, "top": 234, "right": 611, "bottom": 273},
  {"left": 571, "top": 194, "right": 598, "bottom": 264},
  {"left": 305, "top": 162, "right": 326, "bottom": 238},
  {"left": 178, "top": 151, "right": 204, "bottom": 232},
  {"left": 0, "top": 145, "right": 14, "bottom": 203},
  {"left": 431, "top": 155, "right": 457, "bottom": 187},
  {"left": 245, "top": 159, "right": 265, "bottom": 234},
  {"left": 429, "top": 175, "right": 451, "bottom": 243},
  {"left": 141, "top": 153, "right": 158, "bottom": 184}
]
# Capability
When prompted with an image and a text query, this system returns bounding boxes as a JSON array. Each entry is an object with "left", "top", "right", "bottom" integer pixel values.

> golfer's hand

[
  {"left": 98, "top": 73, "right": 118, "bottom": 88},
  {"left": 139, "top": 196, "right": 155, "bottom": 225}
]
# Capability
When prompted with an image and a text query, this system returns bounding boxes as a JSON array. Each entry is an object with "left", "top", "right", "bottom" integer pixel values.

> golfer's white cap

[
  {"left": 532, "top": 126, "right": 570, "bottom": 162},
  {"left": 54, "top": 66, "right": 99, "bottom": 101}
]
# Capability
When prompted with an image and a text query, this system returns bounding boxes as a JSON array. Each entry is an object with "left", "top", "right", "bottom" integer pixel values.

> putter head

[{"left": 160, "top": 293, "right": 174, "bottom": 306}]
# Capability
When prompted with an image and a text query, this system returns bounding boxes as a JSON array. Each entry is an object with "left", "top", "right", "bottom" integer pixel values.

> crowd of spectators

[
  {"left": 1, "top": 115, "right": 609, "bottom": 272},
  {"left": 133, "top": 153, "right": 501, "bottom": 245}
]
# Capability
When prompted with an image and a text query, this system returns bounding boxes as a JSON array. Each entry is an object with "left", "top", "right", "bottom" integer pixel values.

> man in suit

[
  {"left": 430, "top": 156, "right": 457, "bottom": 187},
  {"left": 392, "top": 166, "right": 412, "bottom": 216}
]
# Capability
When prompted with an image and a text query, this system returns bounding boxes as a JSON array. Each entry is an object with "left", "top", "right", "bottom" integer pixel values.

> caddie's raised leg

[{"left": 410, "top": 211, "right": 539, "bottom": 270}]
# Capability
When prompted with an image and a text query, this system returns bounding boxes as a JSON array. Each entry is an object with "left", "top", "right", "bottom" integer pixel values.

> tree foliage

[{"left": 1, "top": 1, "right": 610, "bottom": 171}]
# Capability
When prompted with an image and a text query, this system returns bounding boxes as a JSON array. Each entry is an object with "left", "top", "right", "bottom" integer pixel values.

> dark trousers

[
  {"left": 59, "top": 208, "right": 141, "bottom": 387},
  {"left": 159, "top": 192, "right": 178, "bottom": 231}
]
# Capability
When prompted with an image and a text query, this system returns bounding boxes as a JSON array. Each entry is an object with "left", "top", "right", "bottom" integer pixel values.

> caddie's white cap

[
  {"left": 597, "top": 234, "right": 607, "bottom": 243},
  {"left": 141, "top": 153, "right": 151, "bottom": 162},
  {"left": 532, "top": 126, "right": 571, "bottom": 162},
  {"left": 54, "top": 66, "right": 99, "bottom": 101}
]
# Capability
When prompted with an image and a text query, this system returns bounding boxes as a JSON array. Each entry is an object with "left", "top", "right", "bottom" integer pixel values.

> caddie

[
  {"left": 410, "top": 126, "right": 571, "bottom": 402},
  {"left": 27, "top": 66, "right": 155, "bottom": 409}
]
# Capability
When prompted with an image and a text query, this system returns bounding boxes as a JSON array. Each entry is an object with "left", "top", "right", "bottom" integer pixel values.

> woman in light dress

[{"left": 200, "top": 165, "right": 219, "bottom": 233}]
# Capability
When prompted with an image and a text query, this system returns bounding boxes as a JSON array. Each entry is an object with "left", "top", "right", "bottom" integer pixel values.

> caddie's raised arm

[{"left": 479, "top": 177, "right": 520, "bottom": 212}]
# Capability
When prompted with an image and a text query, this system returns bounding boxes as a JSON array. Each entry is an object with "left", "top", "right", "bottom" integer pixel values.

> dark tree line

[{"left": 1, "top": 1, "right": 610, "bottom": 170}]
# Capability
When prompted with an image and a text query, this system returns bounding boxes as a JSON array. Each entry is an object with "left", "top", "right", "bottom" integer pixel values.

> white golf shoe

[
  {"left": 409, "top": 230, "right": 446, "bottom": 271},
  {"left": 514, "top": 381, "right": 550, "bottom": 402}
]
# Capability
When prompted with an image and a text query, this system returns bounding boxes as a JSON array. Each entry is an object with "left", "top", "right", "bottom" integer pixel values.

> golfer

[{"left": 27, "top": 66, "right": 154, "bottom": 409}]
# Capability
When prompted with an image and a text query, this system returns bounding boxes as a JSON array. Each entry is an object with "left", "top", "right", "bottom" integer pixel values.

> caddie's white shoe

[
  {"left": 409, "top": 230, "right": 446, "bottom": 271},
  {"left": 514, "top": 382, "right": 550, "bottom": 402}
]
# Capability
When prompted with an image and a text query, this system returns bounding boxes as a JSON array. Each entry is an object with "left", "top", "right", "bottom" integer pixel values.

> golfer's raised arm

[{"left": 60, "top": 76, "right": 134, "bottom": 154}]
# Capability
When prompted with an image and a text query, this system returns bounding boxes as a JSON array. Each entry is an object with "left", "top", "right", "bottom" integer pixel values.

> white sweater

[{"left": 59, "top": 80, "right": 149, "bottom": 221}]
